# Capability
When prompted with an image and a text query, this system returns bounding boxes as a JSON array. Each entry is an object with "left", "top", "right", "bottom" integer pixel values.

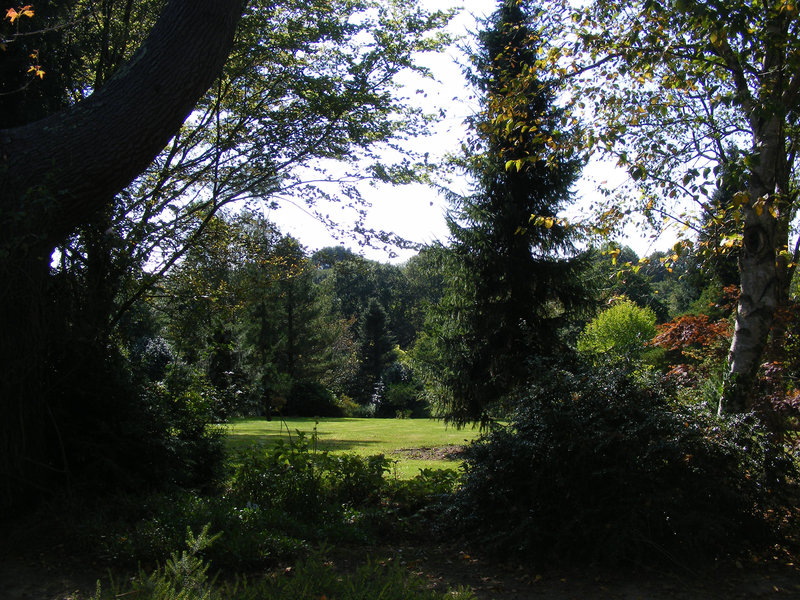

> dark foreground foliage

[
  {"left": 88, "top": 525, "right": 475, "bottom": 600},
  {"left": 35, "top": 431, "right": 460, "bottom": 574},
  {"left": 447, "top": 367, "right": 798, "bottom": 566}
]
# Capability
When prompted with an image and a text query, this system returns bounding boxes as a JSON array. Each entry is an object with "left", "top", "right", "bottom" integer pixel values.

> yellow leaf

[
  {"left": 720, "top": 235, "right": 741, "bottom": 248},
  {"left": 732, "top": 191, "right": 749, "bottom": 207},
  {"left": 543, "top": 217, "right": 554, "bottom": 229},
  {"left": 5, "top": 5, "right": 33, "bottom": 22}
]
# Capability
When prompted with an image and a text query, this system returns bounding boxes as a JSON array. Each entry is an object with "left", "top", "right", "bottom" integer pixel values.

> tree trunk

[
  {"left": 1, "top": 0, "right": 245, "bottom": 253},
  {"left": 719, "top": 202, "right": 780, "bottom": 414},
  {"left": 719, "top": 115, "right": 788, "bottom": 414},
  {"left": 0, "top": 0, "right": 244, "bottom": 510}
]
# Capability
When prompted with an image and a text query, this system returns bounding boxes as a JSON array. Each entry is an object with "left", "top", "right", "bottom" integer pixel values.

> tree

[
  {"left": 0, "top": 0, "right": 245, "bottom": 509},
  {"left": 577, "top": 298, "right": 657, "bottom": 364},
  {"left": 241, "top": 234, "right": 332, "bottom": 388},
  {"left": 356, "top": 298, "right": 396, "bottom": 403},
  {"left": 526, "top": 0, "right": 800, "bottom": 412},
  {"left": 314, "top": 248, "right": 417, "bottom": 350},
  {"left": 402, "top": 246, "right": 447, "bottom": 336},
  {"left": 589, "top": 245, "right": 669, "bottom": 321},
  {"left": 103, "top": 0, "right": 453, "bottom": 312},
  {"left": 417, "top": 0, "right": 591, "bottom": 425},
  {"left": 2, "top": 0, "right": 244, "bottom": 249}
]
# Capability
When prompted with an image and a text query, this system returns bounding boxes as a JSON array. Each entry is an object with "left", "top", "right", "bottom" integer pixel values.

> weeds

[
  {"left": 88, "top": 525, "right": 476, "bottom": 600},
  {"left": 89, "top": 428, "right": 456, "bottom": 570}
]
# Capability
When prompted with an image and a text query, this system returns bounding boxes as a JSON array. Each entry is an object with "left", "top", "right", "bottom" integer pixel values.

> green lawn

[{"left": 225, "top": 417, "right": 482, "bottom": 478}]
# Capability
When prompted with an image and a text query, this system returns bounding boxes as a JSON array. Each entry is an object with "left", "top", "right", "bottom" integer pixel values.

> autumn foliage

[
  {"left": 651, "top": 314, "right": 731, "bottom": 384},
  {"left": 4, "top": 4, "right": 33, "bottom": 23},
  {"left": 2, "top": 5, "right": 44, "bottom": 80}
]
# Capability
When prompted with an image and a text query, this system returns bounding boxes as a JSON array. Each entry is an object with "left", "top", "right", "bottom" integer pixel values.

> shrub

[
  {"left": 285, "top": 380, "right": 341, "bottom": 417},
  {"left": 222, "top": 553, "right": 477, "bottom": 600},
  {"left": 378, "top": 382, "right": 427, "bottom": 418},
  {"left": 144, "top": 365, "right": 227, "bottom": 489},
  {"left": 578, "top": 298, "right": 656, "bottom": 364},
  {"left": 337, "top": 394, "right": 361, "bottom": 417},
  {"left": 651, "top": 314, "right": 731, "bottom": 386},
  {"left": 131, "top": 336, "right": 175, "bottom": 382},
  {"left": 446, "top": 366, "right": 796, "bottom": 566},
  {"left": 92, "top": 530, "right": 477, "bottom": 600},
  {"left": 227, "top": 432, "right": 389, "bottom": 522}
]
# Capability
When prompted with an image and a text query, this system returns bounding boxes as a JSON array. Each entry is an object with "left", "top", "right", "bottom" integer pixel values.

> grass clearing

[{"left": 226, "top": 417, "right": 481, "bottom": 478}]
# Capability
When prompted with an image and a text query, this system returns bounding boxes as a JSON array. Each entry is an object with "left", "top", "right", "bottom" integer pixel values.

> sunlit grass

[{"left": 225, "top": 417, "right": 481, "bottom": 479}]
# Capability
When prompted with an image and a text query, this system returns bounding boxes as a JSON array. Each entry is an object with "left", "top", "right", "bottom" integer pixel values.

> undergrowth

[
  {"left": 446, "top": 366, "right": 799, "bottom": 567},
  {"left": 87, "top": 525, "right": 476, "bottom": 600},
  {"left": 70, "top": 429, "right": 459, "bottom": 571}
]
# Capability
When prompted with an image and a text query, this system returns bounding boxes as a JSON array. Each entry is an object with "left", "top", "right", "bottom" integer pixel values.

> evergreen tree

[
  {"left": 419, "top": 0, "right": 591, "bottom": 425},
  {"left": 356, "top": 299, "right": 396, "bottom": 403}
]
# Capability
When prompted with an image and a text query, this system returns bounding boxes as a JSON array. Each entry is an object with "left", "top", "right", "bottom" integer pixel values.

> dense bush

[
  {"left": 285, "top": 380, "right": 342, "bottom": 417},
  {"left": 228, "top": 431, "right": 388, "bottom": 518},
  {"left": 131, "top": 336, "right": 175, "bottom": 382},
  {"left": 374, "top": 361, "right": 428, "bottom": 418},
  {"left": 446, "top": 366, "right": 796, "bottom": 566},
  {"left": 577, "top": 298, "right": 657, "bottom": 364},
  {"left": 83, "top": 433, "right": 459, "bottom": 570}
]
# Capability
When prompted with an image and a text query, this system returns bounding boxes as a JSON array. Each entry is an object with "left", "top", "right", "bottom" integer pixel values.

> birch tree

[{"left": 517, "top": 0, "right": 800, "bottom": 412}]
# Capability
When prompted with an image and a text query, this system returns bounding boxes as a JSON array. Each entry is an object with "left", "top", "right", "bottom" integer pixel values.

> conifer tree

[
  {"left": 419, "top": 0, "right": 591, "bottom": 425},
  {"left": 356, "top": 299, "right": 397, "bottom": 403}
]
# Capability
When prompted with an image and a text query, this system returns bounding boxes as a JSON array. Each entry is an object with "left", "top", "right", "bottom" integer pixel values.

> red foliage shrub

[{"left": 651, "top": 315, "right": 731, "bottom": 384}]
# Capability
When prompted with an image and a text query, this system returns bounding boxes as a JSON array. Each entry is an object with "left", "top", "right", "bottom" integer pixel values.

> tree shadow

[{"left": 226, "top": 430, "right": 383, "bottom": 453}]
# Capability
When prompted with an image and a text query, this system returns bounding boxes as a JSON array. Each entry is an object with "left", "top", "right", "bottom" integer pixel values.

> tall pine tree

[{"left": 419, "top": 0, "right": 591, "bottom": 425}]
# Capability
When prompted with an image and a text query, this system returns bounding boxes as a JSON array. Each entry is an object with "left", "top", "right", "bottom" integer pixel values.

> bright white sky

[{"left": 267, "top": 0, "right": 674, "bottom": 264}]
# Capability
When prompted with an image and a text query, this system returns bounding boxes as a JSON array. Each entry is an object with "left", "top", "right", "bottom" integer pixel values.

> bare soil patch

[{"left": 391, "top": 445, "right": 465, "bottom": 461}]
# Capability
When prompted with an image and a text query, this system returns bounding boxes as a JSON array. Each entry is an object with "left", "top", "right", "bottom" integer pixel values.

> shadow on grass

[
  {"left": 226, "top": 432, "right": 384, "bottom": 454},
  {"left": 228, "top": 417, "right": 368, "bottom": 425}
]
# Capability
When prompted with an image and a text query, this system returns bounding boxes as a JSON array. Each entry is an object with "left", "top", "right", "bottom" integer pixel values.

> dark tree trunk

[
  {"left": 1, "top": 0, "right": 244, "bottom": 253},
  {"left": 0, "top": 0, "right": 244, "bottom": 510}
]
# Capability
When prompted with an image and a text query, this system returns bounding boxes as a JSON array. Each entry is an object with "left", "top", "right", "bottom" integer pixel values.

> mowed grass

[{"left": 225, "top": 417, "right": 482, "bottom": 479}]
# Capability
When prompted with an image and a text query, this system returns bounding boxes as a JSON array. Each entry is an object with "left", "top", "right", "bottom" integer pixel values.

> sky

[
  {"left": 263, "top": 0, "right": 492, "bottom": 263},
  {"left": 267, "top": 0, "right": 674, "bottom": 264}
]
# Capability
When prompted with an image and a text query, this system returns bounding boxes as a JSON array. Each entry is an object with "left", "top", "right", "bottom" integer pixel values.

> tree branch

[{"left": 0, "top": 0, "right": 245, "bottom": 251}]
